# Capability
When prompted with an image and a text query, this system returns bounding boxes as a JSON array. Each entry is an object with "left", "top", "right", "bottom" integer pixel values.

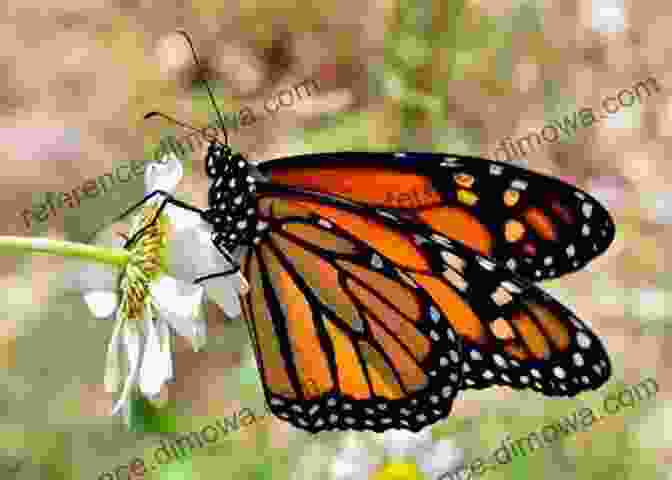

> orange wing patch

[
  {"left": 269, "top": 167, "right": 443, "bottom": 208},
  {"left": 270, "top": 234, "right": 363, "bottom": 333},
  {"left": 259, "top": 244, "right": 334, "bottom": 397},
  {"left": 527, "top": 303, "right": 571, "bottom": 350},
  {"left": 511, "top": 310, "right": 551, "bottom": 360},
  {"left": 490, "top": 317, "right": 516, "bottom": 341},
  {"left": 418, "top": 207, "right": 492, "bottom": 255},
  {"left": 337, "top": 260, "right": 422, "bottom": 323},
  {"left": 410, "top": 273, "right": 487, "bottom": 344},
  {"left": 245, "top": 254, "right": 296, "bottom": 398},
  {"left": 524, "top": 208, "right": 557, "bottom": 241},
  {"left": 274, "top": 198, "right": 431, "bottom": 271},
  {"left": 367, "top": 318, "right": 429, "bottom": 393},
  {"left": 283, "top": 222, "right": 358, "bottom": 255},
  {"left": 346, "top": 278, "right": 430, "bottom": 363},
  {"left": 359, "top": 342, "right": 405, "bottom": 399},
  {"left": 324, "top": 318, "right": 371, "bottom": 399}
]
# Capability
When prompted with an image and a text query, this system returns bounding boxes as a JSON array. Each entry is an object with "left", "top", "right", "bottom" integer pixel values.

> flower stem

[{"left": 0, "top": 236, "right": 130, "bottom": 268}]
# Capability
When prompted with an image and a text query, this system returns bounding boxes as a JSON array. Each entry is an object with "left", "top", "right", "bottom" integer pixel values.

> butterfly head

[{"left": 205, "top": 140, "right": 235, "bottom": 178}]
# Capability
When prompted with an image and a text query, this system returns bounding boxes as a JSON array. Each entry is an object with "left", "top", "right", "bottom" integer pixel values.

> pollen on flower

[{"left": 119, "top": 206, "right": 169, "bottom": 321}]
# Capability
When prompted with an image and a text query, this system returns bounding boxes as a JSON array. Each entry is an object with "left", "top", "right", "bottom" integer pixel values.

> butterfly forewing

[{"left": 258, "top": 152, "right": 615, "bottom": 281}]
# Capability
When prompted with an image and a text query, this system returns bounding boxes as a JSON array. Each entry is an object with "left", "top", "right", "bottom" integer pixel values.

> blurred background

[{"left": 1, "top": 0, "right": 671, "bottom": 478}]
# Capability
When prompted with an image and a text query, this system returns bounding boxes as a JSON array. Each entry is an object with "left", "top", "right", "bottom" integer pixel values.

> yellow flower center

[
  {"left": 118, "top": 205, "right": 168, "bottom": 321},
  {"left": 371, "top": 462, "right": 426, "bottom": 480}
]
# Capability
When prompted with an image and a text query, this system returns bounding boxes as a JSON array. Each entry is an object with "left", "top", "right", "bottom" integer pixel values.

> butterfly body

[{"left": 201, "top": 142, "right": 265, "bottom": 252}]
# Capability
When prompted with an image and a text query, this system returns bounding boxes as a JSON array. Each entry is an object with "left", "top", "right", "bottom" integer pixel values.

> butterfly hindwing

[
  {"left": 240, "top": 186, "right": 464, "bottom": 433},
  {"left": 258, "top": 152, "right": 616, "bottom": 282},
  {"left": 411, "top": 229, "right": 611, "bottom": 397}
]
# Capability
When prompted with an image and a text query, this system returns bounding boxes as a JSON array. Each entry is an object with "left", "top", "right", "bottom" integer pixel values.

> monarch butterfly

[{"left": 105, "top": 30, "right": 614, "bottom": 433}]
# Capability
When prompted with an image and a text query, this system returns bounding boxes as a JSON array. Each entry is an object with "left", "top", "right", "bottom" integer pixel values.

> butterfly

[{"left": 96, "top": 30, "right": 615, "bottom": 434}]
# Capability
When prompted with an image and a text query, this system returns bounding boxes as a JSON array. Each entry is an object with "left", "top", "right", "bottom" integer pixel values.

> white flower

[
  {"left": 331, "top": 428, "right": 465, "bottom": 480},
  {"left": 65, "top": 153, "right": 249, "bottom": 424},
  {"left": 143, "top": 152, "right": 249, "bottom": 317}
]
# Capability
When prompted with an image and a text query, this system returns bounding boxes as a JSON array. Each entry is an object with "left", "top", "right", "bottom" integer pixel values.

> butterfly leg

[
  {"left": 85, "top": 190, "right": 200, "bottom": 243},
  {"left": 123, "top": 191, "right": 206, "bottom": 248},
  {"left": 192, "top": 241, "right": 242, "bottom": 283},
  {"left": 85, "top": 189, "right": 204, "bottom": 246}
]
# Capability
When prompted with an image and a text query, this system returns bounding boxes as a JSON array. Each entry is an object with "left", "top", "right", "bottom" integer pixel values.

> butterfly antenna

[
  {"left": 143, "top": 111, "right": 219, "bottom": 143},
  {"left": 175, "top": 28, "right": 229, "bottom": 146}
]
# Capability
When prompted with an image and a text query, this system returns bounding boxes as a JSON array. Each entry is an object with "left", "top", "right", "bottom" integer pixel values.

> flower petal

[
  {"left": 62, "top": 259, "right": 119, "bottom": 294},
  {"left": 111, "top": 323, "right": 144, "bottom": 416},
  {"left": 83, "top": 291, "right": 119, "bottom": 318},
  {"left": 416, "top": 437, "right": 465, "bottom": 480},
  {"left": 149, "top": 276, "right": 207, "bottom": 350},
  {"left": 200, "top": 273, "right": 246, "bottom": 318},
  {"left": 145, "top": 153, "right": 183, "bottom": 195},
  {"left": 381, "top": 427, "right": 434, "bottom": 460},
  {"left": 157, "top": 317, "right": 174, "bottom": 382},
  {"left": 332, "top": 436, "right": 382, "bottom": 480},
  {"left": 139, "top": 309, "right": 172, "bottom": 398},
  {"left": 162, "top": 208, "right": 221, "bottom": 280},
  {"left": 104, "top": 313, "right": 125, "bottom": 392}
]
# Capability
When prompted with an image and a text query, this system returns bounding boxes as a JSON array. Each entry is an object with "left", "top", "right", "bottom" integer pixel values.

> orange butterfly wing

[
  {"left": 240, "top": 188, "right": 464, "bottom": 433},
  {"left": 259, "top": 152, "right": 615, "bottom": 282},
  {"left": 240, "top": 184, "right": 611, "bottom": 433}
]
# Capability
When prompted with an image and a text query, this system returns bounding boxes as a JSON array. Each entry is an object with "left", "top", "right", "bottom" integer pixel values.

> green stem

[{"left": 0, "top": 236, "right": 130, "bottom": 268}]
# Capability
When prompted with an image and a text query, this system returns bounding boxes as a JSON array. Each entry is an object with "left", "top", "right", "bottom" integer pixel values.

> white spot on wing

[
  {"left": 441, "top": 250, "right": 466, "bottom": 272},
  {"left": 490, "top": 165, "right": 504, "bottom": 175},
  {"left": 577, "top": 332, "right": 591, "bottom": 349},
  {"left": 501, "top": 280, "right": 522, "bottom": 294},
  {"left": 511, "top": 179, "right": 528, "bottom": 191},
  {"left": 431, "top": 234, "right": 453, "bottom": 249},
  {"left": 573, "top": 353, "right": 584, "bottom": 367},
  {"left": 377, "top": 210, "right": 398, "bottom": 221},
  {"left": 371, "top": 254, "right": 384, "bottom": 269},
  {"left": 477, "top": 256, "right": 496, "bottom": 271},
  {"left": 493, "top": 354, "right": 508, "bottom": 368},
  {"left": 441, "top": 157, "right": 462, "bottom": 168}
]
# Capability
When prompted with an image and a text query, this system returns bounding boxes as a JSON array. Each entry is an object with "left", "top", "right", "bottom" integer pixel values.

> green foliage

[{"left": 128, "top": 394, "right": 180, "bottom": 434}]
